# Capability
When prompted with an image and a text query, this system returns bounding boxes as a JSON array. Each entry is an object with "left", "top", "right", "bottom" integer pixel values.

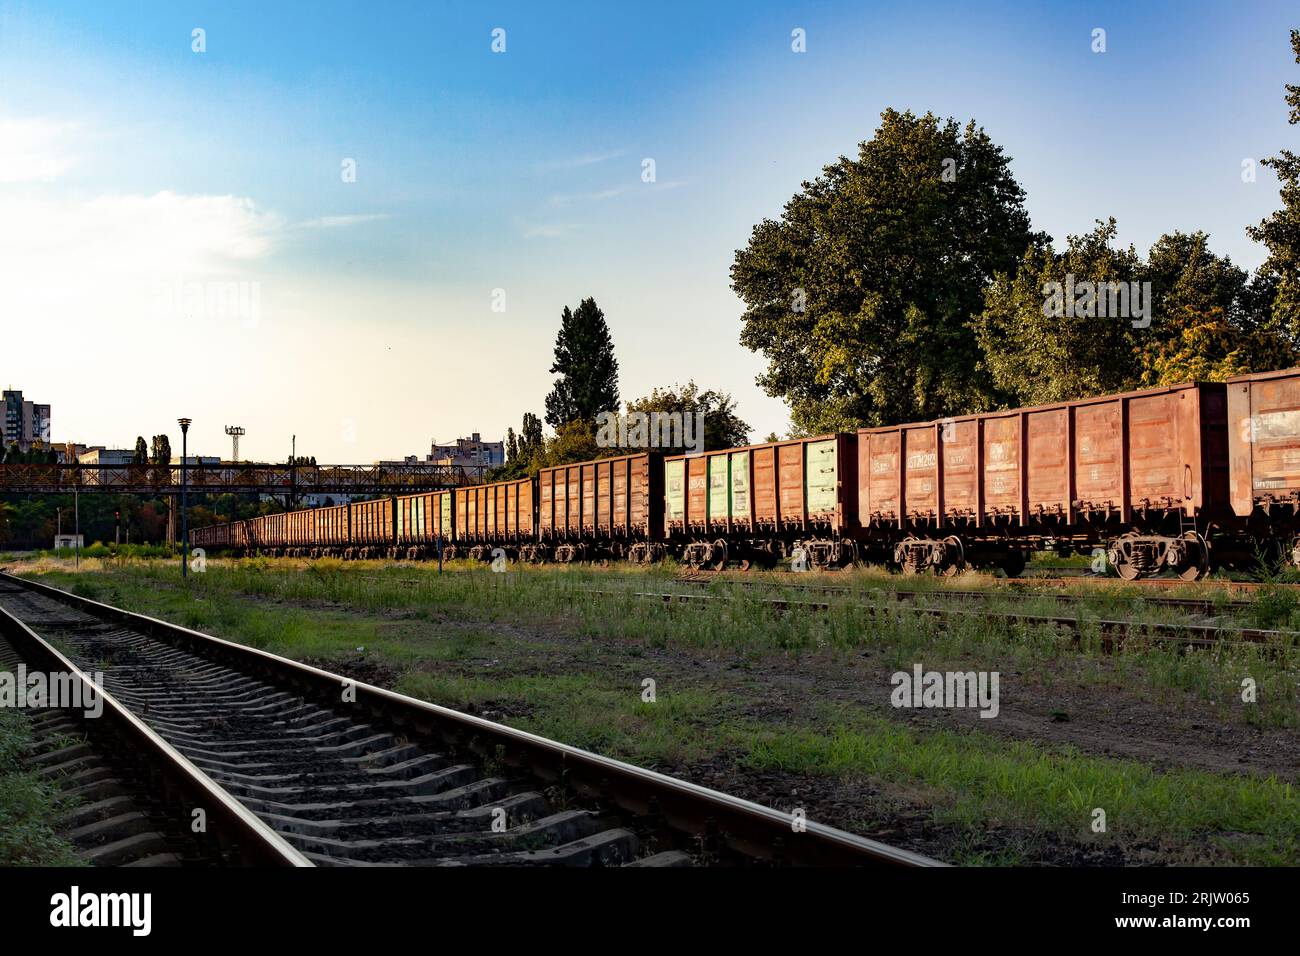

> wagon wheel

[
  {"left": 737, "top": 559, "right": 752, "bottom": 572},
  {"left": 940, "top": 535, "right": 965, "bottom": 577},
  {"left": 1178, "top": 532, "right": 1210, "bottom": 581},
  {"left": 710, "top": 539, "right": 729, "bottom": 571}
]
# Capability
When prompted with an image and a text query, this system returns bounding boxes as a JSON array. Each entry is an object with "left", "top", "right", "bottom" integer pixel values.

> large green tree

[
  {"left": 1247, "top": 29, "right": 1300, "bottom": 347},
  {"left": 622, "top": 381, "right": 751, "bottom": 452},
  {"left": 975, "top": 219, "right": 1142, "bottom": 405},
  {"left": 544, "top": 297, "right": 620, "bottom": 428},
  {"left": 731, "top": 109, "right": 1037, "bottom": 432},
  {"left": 1139, "top": 231, "right": 1294, "bottom": 385}
]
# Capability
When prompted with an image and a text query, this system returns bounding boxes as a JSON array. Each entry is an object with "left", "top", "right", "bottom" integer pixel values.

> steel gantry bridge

[{"left": 0, "top": 462, "right": 485, "bottom": 496}]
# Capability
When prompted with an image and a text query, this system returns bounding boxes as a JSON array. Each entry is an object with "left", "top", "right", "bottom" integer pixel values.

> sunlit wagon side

[
  {"left": 448, "top": 479, "right": 533, "bottom": 561},
  {"left": 861, "top": 381, "right": 1230, "bottom": 578},
  {"left": 535, "top": 454, "right": 661, "bottom": 562},
  {"left": 665, "top": 435, "right": 856, "bottom": 569}
]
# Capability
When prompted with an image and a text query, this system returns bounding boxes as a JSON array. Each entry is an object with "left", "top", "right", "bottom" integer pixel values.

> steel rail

[
  {"left": 0, "top": 588, "right": 309, "bottom": 867},
  {"left": 0, "top": 572, "right": 938, "bottom": 868},
  {"left": 672, "top": 574, "right": 1255, "bottom": 617},
  {"left": 576, "top": 587, "right": 1296, "bottom": 655}
]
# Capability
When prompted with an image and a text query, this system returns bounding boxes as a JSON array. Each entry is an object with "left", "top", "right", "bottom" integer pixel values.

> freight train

[{"left": 190, "top": 368, "right": 1300, "bottom": 580}]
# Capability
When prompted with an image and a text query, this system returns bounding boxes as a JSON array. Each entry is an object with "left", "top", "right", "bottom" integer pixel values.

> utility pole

[{"left": 179, "top": 418, "right": 191, "bottom": 578}]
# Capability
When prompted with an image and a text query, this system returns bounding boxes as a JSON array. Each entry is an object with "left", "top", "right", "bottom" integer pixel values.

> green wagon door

[
  {"left": 665, "top": 459, "right": 686, "bottom": 524},
  {"left": 707, "top": 455, "right": 730, "bottom": 524},
  {"left": 441, "top": 494, "right": 452, "bottom": 539},
  {"left": 805, "top": 439, "right": 839, "bottom": 517},
  {"left": 730, "top": 450, "right": 750, "bottom": 518}
]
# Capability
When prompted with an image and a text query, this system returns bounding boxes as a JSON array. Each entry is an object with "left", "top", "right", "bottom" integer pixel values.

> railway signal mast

[{"left": 225, "top": 425, "right": 245, "bottom": 462}]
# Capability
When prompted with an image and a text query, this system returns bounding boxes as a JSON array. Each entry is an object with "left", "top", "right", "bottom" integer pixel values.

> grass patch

[
  {"left": 742, "top": 705, "right": 1300, "bottom": 866},
  {"left": 0, "top": 709, "right": 84, "bottom": 866}
]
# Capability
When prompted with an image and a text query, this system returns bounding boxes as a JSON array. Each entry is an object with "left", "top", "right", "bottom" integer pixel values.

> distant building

[
  {"left": 428, "top": 433, "right": 503, "bottom": 470},
  {"left": 2, "top": 389, "right": 51, "bottom": 447},
  {"left": 78, "top": 447, "right": 137, "bottom": 485}
]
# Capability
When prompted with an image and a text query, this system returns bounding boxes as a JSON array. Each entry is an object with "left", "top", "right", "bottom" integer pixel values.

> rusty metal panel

[
  {"left": 752, "top": 445, "right": 777, "bottom": 526},
  {"left": 1074, "top": 401, "right": 1122, "bottom": 509},
  {"left": 982, "top": 415, "right": 1020, "bottom": 516},
  {"left": 562, "top": 467, "right": 576, "bottom": 535},
  {"left": 687, "top": 456, "right": 708, "bottom": 531},
  {"left": 593, "top": 460, "right": 609, "bottom": 535},
  {"left": 1233, "top": 372, "right": 1300, "bottom": 509},
  {"left": 1127, "top": 392, "right": 1183, "bottom": 508},
  {"left": 518, "top": 480, "right": 534, "bottom": 538},
  {"left": 611, "top": 460, "right": 627, "bottom": 531},
  {"left": 579, "top": 463, "right": 595, "bottom": 533},
  {"left": 777, "top": 443, "right": 803, "bottom": 526},
  {"left": 539, "top": 471, "right": 555, "bottom": 536},
  {"left": 903, "top": 426, "right": 937, "bottom": 520},
  {"left": 865, "top": 431, "right": 901, "bottom": 522},
  {"left": 940, "top": 420, "right": 978, "bottom": 517},
  {"left": 1025, "top": 408, "right": 1068, "bottom": 513}
]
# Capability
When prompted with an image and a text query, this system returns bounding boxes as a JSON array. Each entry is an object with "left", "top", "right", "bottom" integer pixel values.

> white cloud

[
  {"left": 0, "top": 190, "right": 282, "bottom": 324},
  {"left": 0, "top": 117, "right": 78, "bottom": 183}
]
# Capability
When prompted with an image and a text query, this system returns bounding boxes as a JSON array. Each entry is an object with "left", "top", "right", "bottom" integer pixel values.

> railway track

[
  {"left": 672, "top": 573, "right": 1257, "bottom": 618},
  {"left": 0, "top": 598, "right": 303, "bottom": 867},
  {"left": 0, "top": 572, "right": 937, "bottom": 868},
  {"left": 580, "top": 583, "right": 1298, "bottom": 656}
]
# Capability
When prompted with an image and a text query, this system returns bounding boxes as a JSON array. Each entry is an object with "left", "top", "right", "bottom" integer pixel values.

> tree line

[
  {"left": 489, "top": 297, "right": 752, "bottom": 478},
  {"left": 731, "top": 30, "right": 1300, "bottom": 434}
]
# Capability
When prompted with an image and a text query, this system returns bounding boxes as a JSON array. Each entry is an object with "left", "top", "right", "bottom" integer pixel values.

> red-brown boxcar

[
  {"left": 859, "top": 381, "right": 1230, "bottom": 578},
  {"left": 1226, "top": 367, "right": 1300, "bottom": 564},
  {"left": 394, "top": 490, "right": 453, "bottom": 559},
  {"left": 536, "top": 454, "right": 662, "bottom": 562},
  {"left": 447, "top": 479, "right": 532, "bottom": 560},
  {"left": 348, "top": 497, "right": 393, "bottom": 558},
  {"left": 664, "top": 435, "right": 857, "bottom": 569}
]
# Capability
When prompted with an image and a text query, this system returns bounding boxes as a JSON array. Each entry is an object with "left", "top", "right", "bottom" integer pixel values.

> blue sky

[{"left": 1, "top": 0, "right": 1296, "bottom": 461}]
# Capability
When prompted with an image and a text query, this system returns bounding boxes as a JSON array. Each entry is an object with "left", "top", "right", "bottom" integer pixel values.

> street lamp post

[{"left": 179, "top": 418, "right": 191, "bottom": 578}]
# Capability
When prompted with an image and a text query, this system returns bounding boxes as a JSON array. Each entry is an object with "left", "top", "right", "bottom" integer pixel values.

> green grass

[
  {"left": 0, "top": 709, "right": 84, "bottom": 867},
  {"left": 13, "top": 556, "right": 1300, "bottom": 865},
  {"left": 742, "top": 705, "right": 1300, "bottom": 865}
]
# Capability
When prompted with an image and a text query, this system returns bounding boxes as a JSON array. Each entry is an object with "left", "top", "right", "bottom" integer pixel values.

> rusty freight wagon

[
  {"left": 394, "top": 490, "right": 453, "bottom": 560},
  {"left": 309, "top": 502, "right": 350, "bottom": 557},
  {"left": 348, "top": 497, "right": 394, "bottom": 559},
  {"left": 535, "top": 453, "right": 663, "bottom": 562},
  {"left": 1226, "top": 367, "right": 1300, "bottom": 565},
  {"left": 860, "top": 381, "right": 1231, "bottom": 579},
  {"left": 665, "top": 435, "right": 857, "bottom": 569},
  {"left": 448, "top": 479, "right": 533, "bottom": 561}
]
